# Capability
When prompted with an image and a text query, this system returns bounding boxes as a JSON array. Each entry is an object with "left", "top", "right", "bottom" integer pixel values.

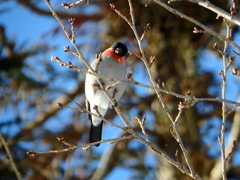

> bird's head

[{"left": 102, "top": 42, "right": 128, "bottom": 65}]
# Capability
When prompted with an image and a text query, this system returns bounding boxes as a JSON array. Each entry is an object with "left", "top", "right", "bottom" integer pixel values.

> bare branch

[
  {"left": 188, "top": 0, "right": 240, "bottom": 26},
  {"left": 218, "top": 19, "right": 231, "bottom": 180},
  {"left": 152, "top": 0, "right": 240, "bottom": 51},
  {"left": 62, "top": 0, "right": 85, "bottom": 9},
  {"left": 26, "top": 135, "right": 133, "bottom": 155},
  {"left": 18, "top": 0, "right": 103, "bottom": 20},
  {"left": 51, "top": 56, "right": 240, "bottom": 107},
  {"left": 57, "top": 102, "right": 126, "bottom": 131},
  {"left": 57, "top": 137, "right": 75, "bottom": 147},
  {"left": 0, "top": 134, "right": 22, "bottom": 180},
  {"left": 172, "top": 106, "right": 199, "bottom": 177},
  {"left": 136, "top": 116, "right": 149, "bottom": 142},
  {"left": 210, "top": 97, "right": 240, "bottom": 180},
  {"left": 134, "top": 134, "right": 204, "bottom": 179},
  {"left": 225, "top": 140, "right": 237, "bottom": 161}
]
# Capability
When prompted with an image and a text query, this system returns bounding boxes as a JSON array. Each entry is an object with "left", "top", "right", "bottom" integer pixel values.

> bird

[{"left": 85, "top": 42, "right": 128, "bottom": 147}]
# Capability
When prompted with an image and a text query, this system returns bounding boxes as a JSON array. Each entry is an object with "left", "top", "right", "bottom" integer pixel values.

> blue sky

[{"left": 1, "top": 1, "right": 53, "bottom": 44}]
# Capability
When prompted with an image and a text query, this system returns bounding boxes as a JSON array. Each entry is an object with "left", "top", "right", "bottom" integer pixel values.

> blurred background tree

[{"left": 0, "top": 0, "right": 240, "bottom": 179}]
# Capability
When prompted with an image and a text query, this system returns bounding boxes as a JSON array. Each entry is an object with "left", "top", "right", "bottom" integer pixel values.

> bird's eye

[{"left": 114, "top": 48, "right": 123, "bottom": 55}]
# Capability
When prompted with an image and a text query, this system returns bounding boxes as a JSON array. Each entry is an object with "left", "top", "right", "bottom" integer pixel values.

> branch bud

[
  {"left": 62, "top": 3, "right": 71, "bottom": 9},
  {"left": 109, "top": 3, "right": 116, "bottom": 10}
]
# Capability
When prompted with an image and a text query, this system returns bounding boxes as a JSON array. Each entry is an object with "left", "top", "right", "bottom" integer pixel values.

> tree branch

[
  {"left": 219, "top": 20, "right": 231, "bottom": 180},
  {"left": 188, "top": 0, "right": 240, "bottom": 26},
  {"left": 18, "top": 0, "right": 103, "bottom": 20},
  {"left": 26, "top": 135, "right": 133, "bottom": 155},
  {"left": 152, "top": 0, "right": 240, "bottom": 51},
  {"left": 210, "top": 96, "right": 240, "bottom": 180},
  {"left": 0, "top": 134, "right": 22, "bottom": 180}
]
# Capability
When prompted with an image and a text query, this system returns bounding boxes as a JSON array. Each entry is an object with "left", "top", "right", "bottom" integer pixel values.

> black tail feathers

[{"left": 89, "top": 121, "right": 103, "bottom": 147}]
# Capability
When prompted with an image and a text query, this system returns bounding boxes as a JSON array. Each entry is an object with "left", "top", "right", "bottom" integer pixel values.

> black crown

[{"left": 112, "top": 42, "right": 128, "bottom": 57}]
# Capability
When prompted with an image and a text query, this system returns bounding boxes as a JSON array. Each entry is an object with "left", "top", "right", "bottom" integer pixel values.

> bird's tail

[
  {"left": 86, "top": 100, "right": 104, "bottom": 147},
  {"left": 89, "top": 121, "right": 103, "bottom": 147}
]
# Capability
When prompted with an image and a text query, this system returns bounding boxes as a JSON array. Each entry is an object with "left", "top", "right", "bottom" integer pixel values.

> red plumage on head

[{"left": 102, "top": 48, "right": 125, "bottom": 65}]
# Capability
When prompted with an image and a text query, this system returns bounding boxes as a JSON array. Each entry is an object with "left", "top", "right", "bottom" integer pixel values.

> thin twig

[
  {"left": 57, "top": 103, "right": 126, "bottom": 131},
  {"left": 188, "top": 0, "right": 240, "bottom": 26},
  {"left": 219, "top": 20, "right": 231, "bottom": 180},
  {"left": 51, "top": 56, "right": 240, "bottom": 107},
  {"left": 136, "top": 116, "right": 150, "bottom": 142},
  {"left": 172, "top": 108, "right": 198, "bottom": 176},
  {"left": 152, "top": 0, "right": 240, "bottom": 51},
  {"left": 27, "top": 135, "right": 133, "bottom": 155},
  {"left": 134, "top": 134, "right": 203, "bottom": 179},
  {"left": 225, "top": 140, "right": 237, "bottom": 161},
  {"left": 57, "top": 137, "right": 74, "bottom": 147},
  {"left": 210, "top": 95, "right": 240, "bottom": 179},
  {"left": 62, "top": 0, "right": 84, "bottom": 9},
  {"left": 0, "top": 134, "right": 22, "bottom": 180}
]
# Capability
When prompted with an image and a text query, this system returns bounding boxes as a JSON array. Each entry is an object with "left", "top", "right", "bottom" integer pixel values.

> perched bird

[{"left": 85, "top": 42, "right": 128, "bottom": 146}]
